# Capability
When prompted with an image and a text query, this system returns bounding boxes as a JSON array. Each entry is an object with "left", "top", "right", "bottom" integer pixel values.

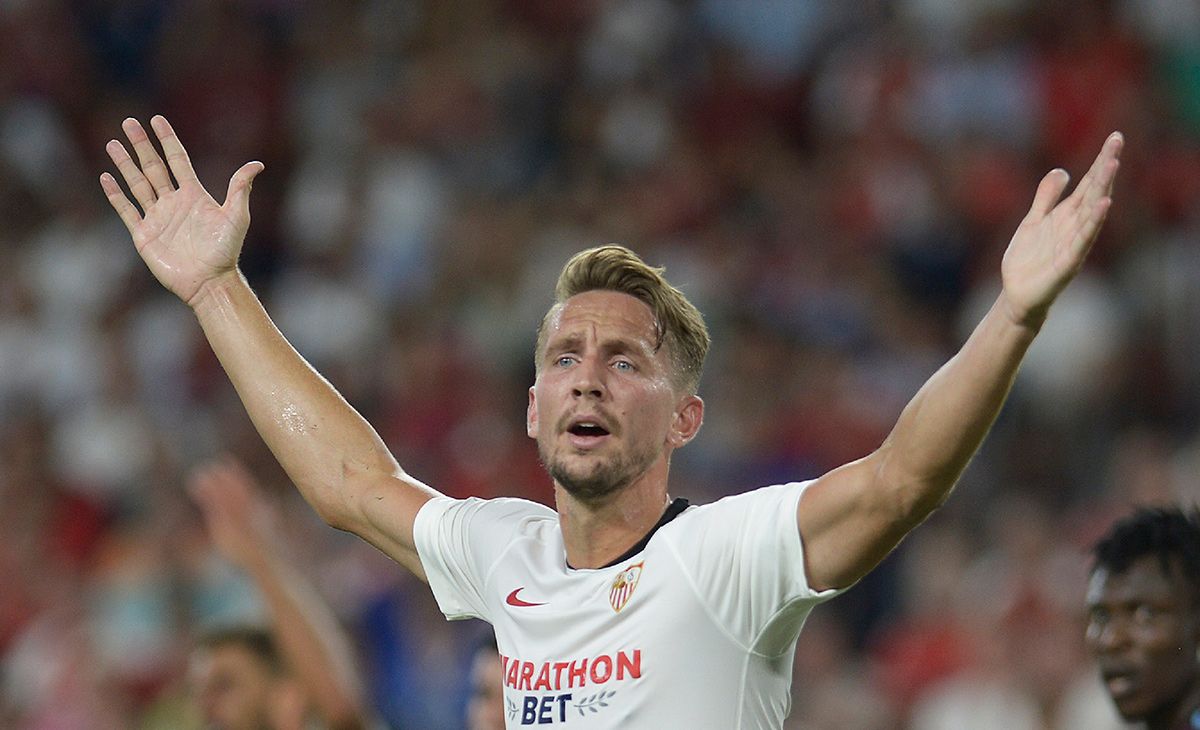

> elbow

[
  {"left": 906, "top": 480, "right": 953, "bottom": 523},
  {"left": 313, "top": 502, "right": 354, "bottom": 532},
  {"left": 891, "top": 474, "right": 956, "bottom": 530},
  {"left": 295, "top": 477, "right": 355, "bottom": 530},
  {"left": 871, "top": 450, "right": 958, "bottom": 530},
  {"left": 307, "top": 456, "right": 401, "bottom": 532}
]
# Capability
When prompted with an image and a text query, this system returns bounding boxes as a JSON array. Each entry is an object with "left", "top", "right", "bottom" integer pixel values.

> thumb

[
  {"left": 224, "top": 161, "right": 265, "bottom": 222},
  {"left": 1027, "top": 168, "right": 1070, "bottom": 221}
]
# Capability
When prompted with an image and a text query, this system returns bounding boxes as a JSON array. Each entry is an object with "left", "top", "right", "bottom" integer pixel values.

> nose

[
  {"left": 1088, "top": 614, "right": 1130, "bottom": 654},
  {"left": 570, "top": 356, "right": 607, "bottom": 400}
]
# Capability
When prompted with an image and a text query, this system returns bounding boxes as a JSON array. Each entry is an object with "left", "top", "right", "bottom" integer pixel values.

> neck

[{"left": 555, "top": 470, "right": 671, "bottom": 569}]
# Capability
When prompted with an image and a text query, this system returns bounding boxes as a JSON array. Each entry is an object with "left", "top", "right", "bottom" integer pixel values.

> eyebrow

[{"left": 545, "top": 333, "right": 652, "bottom": 359}]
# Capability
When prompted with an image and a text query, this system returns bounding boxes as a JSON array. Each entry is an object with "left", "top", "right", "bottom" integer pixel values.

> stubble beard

[{"left": 540, "top": 439, "right": 660, "bottom": 505}]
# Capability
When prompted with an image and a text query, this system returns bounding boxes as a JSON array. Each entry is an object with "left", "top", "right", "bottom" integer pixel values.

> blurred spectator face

[
  {"left": 467, "top": 644, "right": 506, "bottom": 730},
  {"left": 1085, "top": 555, "right": 1200, "bottom": 724},
  {"left": 191, "top": 642, "right": 279, "bottom": 730}
]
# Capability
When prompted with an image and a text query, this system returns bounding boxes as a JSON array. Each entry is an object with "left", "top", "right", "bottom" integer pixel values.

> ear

[
  {"left": 526, "top": 386, "right": 538, "bottom": 439},
  {"left": 667, "top": 395, "right": 704, "bottom": 448}
]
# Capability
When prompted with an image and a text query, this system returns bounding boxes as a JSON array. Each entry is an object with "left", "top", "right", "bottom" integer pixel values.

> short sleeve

[
  {"left": 665, "top": 481, "right": 843, "bottom": 655},
  {"left": 413, "top": 496, "right": 551, "bottom": 622}
]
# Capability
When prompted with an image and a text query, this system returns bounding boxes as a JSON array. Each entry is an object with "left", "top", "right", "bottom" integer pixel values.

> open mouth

[
  {"left": 564, "top": 417, "right": 613, "bottom": 448},
  {"left": 1100, "top": 668, "right": 1139, "bottom": 697},
  {"left": 569, "top": 422, "right": 611, "bottom": 437}
]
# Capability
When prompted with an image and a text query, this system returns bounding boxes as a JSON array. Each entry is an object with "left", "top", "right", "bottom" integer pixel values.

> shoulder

[
  {"left": 656, "top": 482, "right": 815, "bottom": 555},
  {"left": 419, "top": 495, "right": 556, "bottom": 527},
  {"left": 680, "top": 481, "right": 815, "bottom": 520},
  {"left": 413, "top": 495, "right": 562, "bottom": 589}
]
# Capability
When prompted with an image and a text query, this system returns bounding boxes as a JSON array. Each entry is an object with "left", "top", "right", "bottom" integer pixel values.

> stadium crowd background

[{"left": 1, "top": 1, "right": 1198, "bottom": 727}]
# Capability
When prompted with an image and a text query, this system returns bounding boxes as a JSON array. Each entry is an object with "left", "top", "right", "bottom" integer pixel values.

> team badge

[{"left": 609, "top": 561, "right": 644, "bottom": 613}]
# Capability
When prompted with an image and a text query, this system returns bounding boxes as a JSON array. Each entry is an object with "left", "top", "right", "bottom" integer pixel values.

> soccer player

[
  {"left": 188, "top": 458, "right": 371, "bottom": 730},
  {"left": 101, "top": 115, "right": 1121, "bottom": 727},
  {"left": 1086, "top": 507, "right": 1200, "bottom": 730}
]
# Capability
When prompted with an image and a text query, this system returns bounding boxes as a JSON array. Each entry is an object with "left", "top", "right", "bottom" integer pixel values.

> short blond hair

[{"left": 536, "top": 245, "right": 710, "bottom": 394}]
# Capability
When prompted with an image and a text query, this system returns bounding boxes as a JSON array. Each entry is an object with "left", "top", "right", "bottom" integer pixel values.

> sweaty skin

[
  {"left": 529, "top": 290, "right": 704, "bottom": 567},
  {"left": 101, "top": 114, "right": 1125, "bottom": 728}
]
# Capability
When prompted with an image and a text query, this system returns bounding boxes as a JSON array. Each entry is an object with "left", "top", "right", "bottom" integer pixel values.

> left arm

[
  {"left": 798, "top": 132, "right": 1124, "bottom": 591},
  {"left": 190, "top": 458, "right": 372, "bottom": 730}
]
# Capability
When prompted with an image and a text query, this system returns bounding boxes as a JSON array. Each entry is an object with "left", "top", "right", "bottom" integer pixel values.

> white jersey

[{"left": 413, "top": 481, "right": 841, "bottom": 729}]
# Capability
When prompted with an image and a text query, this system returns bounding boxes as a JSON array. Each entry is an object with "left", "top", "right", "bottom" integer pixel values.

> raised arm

[
  {"left": 101, "top": 116, "right": 437, "bottom": 578},
  {"left": 190, "top": 458, "right": 371, "bottom": 730},
  {"left": 797, "top": 132, "right": 1125, "bottom": 591}
]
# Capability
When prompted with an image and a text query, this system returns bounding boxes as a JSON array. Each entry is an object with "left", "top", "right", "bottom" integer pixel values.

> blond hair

[{"left": 535, "top": 245, "right": 710, "bottom": 394}]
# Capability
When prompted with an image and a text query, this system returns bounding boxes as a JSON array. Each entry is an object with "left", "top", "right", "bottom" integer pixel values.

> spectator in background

[
  {"left": 188, "top": 458, "right": 372, "bottom": 730},
  {"left": 466, "top": 636, "right": 507, "bottom": 730},
  {"left": 1086, "top": 506, "right": 1200, "bottom": 730}
]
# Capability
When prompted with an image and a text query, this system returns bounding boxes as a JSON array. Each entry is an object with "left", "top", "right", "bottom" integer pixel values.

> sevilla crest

[{"left": 609, "top": 561, "right": 644, "bottom": 613}]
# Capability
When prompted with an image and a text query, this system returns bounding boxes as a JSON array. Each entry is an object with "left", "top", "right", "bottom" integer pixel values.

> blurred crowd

[{"left": 1, "top": 0, "right": 1198, "bottom": 727}]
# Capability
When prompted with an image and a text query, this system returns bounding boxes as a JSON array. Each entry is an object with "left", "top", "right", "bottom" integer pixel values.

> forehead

[
  {"left": 546, "top": 290, "right": 659, "bottom": 347},
  {"left": 1087, "top": 555, "right": 1188, "bottom": 606}
]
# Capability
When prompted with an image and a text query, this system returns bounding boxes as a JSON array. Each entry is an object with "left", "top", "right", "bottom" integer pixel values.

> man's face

[
  {"left": 191, "top": 644, "right": 276, "bottom": 730},
  {"left": 467, "top": 648, "right": 507, "bottom": 730},
  {"left": 528, "top": 290, "right": 698, "bottom": 503},
  {"left": 1085, "top": 555, "right": 1200, "bottom": 724}
]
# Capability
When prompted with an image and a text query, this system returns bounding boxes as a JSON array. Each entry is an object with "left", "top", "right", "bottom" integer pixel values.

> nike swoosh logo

[{"left": 505, "top": 587, "right": 546, "bottom": 607}]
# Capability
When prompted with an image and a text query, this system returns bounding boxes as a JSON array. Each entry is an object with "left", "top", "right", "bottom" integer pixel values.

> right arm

[
  {"left": 190, "top": 268, "right": 438, "bottom": 577},
  {"left": 101, "top": 115, "right": 437, "bottom": 578}
]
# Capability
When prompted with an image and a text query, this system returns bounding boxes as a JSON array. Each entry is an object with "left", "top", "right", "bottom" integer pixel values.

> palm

[
  {"left": 101, "top": 116, "right": 262, "bottom": 307},
  {"left": 132, "top": 183, "right": 245, "bottom": 303},
  {"left": 999, "top": 133, "right": 1123, "bottom": 326}
]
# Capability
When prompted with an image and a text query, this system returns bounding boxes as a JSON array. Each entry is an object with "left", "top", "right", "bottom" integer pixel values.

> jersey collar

[{"left": 592, "top": 497, "right": 690, "bottom": 569}]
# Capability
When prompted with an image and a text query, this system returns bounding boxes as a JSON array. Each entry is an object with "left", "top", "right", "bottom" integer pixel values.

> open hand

[
  {"left": 189, "top": 457, "right": 281, "bottom": 571},
  {"left": 1000, "top": 132, "right": 1124, "bottom": 328},
  {"left": 100, "top": 116, "right": 263, "bottom": 307}
]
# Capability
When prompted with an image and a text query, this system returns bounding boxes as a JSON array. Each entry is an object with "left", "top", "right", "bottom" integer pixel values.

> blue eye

[
  {"left": 614, "top": 360, "right": 634, "bottom": 371},
  {"left": 556, "top": 356, "right": 575, "bottom": 367}
]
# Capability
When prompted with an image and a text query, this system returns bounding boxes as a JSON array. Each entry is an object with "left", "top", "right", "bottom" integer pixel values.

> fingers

[
  {"left": 102, "top": 115, "right": 201, "bottom": 222},
  {"left": 1097, "top": 131, "right": 1124, "bottom": 197},
  {"left": 122, "top": 118, "right": 174, "bottom": 197},
  {"left": 224, "top": 161, "right": 265, "bottom": 221},
  {"left": 191, "top": 456, "right": 258, "bottom": 510},
  {"left": 105, "top": 137, "right": 158, "bottom": 212},
  {"left": 1069, "top": 131, "right": 1124, "bottom": 211},
  {"left": 150, "top": 115, "right": 200, "bottom": 186},
  {"left": 99, "top": 172, "right": 142, "bottom": 233},
  {"left": 1068, "top": 195, "right": 1113, "bottom": 263},
  {"left": 1028, "top": 168, "right": 1071, "bottom": 220},
  {"left": 1063, "top": 132, "right": 1122, "bottom": 259}
]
